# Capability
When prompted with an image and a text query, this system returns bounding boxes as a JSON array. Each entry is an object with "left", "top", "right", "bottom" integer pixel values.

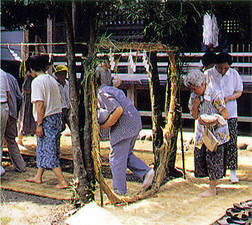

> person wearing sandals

[
  {"left": 204, "top": 53, "right": 243, "bottom": 183},
  {"left": 25, "top": 55, "right": 68, "bottom": 189},
  {"left": 97, "top": 83, "right": 154, "bottom": 196},
  {"left": 184, "top": 69, "right": 230, "bottom": 197}
]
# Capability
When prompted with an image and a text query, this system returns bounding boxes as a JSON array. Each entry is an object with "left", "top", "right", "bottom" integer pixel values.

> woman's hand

[{"left": 36, "top": 125, "right": 44, "bottom": 137}]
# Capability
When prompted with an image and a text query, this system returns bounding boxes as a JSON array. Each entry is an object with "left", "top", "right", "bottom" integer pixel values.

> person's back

[
  {"left": 98, "top": 84, "right": 142, "bottom": 146},
  {"left": 31, "top": 74, "right": 62, "bottom": 121},
  {"left": 6, "top": 72, "right": 22, "bottom": 119}
]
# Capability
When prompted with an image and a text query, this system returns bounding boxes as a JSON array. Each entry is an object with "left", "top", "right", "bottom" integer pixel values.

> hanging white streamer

[
  {"left": 211, "top": 14, "right": 219, "bottom": 48},
  {"left": 203, "top": 12, "right": 219, "bottom": 48},
  {"left": 109, "top": 49, "right": 115, "bottom": 71},
  {"left": 142, "top": 50, "right": 150, "bottom": 72},
  {"left": 128, "top": 51, "right": 136, "bottom": 72},
  {"left": 8, "top": 45, "right": 22, "bottom": 62}
]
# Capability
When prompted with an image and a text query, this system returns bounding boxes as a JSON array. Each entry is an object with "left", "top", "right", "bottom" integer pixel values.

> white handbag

[{"left": 202, "top": 127, "right": 219, "bottom": 152}]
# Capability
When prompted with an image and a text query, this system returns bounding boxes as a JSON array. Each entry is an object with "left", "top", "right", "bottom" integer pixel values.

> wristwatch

[{"left": 37, "top": 123, "right": 43, "bottom": 127}]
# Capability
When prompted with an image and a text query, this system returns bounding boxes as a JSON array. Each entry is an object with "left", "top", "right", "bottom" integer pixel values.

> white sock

[{"left": 230, "top": 170, "right": 239, "bottom": 182}]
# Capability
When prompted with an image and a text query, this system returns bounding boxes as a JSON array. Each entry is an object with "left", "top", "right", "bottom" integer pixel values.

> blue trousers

[{"left": 110, "top": 135, "right": 150, "bottom": 194}]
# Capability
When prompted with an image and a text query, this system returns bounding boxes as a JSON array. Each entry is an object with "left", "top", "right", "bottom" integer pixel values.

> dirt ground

[{"left": 1, "top": 129, "right": 252, "bottom": 225}]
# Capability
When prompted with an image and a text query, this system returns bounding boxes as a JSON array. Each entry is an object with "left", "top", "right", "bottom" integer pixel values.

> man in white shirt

[
  {"left": 204, "top": 53, "right": 243, "bottom": 183},
  {"left": 54, "top": 65, "right": 70, "bottom": 130},
  {"left": 25, "top": 55, "right": 68, "bottom": 189},
  {"left": 0, "top": 69, "right": 11, "bottom": 176}
]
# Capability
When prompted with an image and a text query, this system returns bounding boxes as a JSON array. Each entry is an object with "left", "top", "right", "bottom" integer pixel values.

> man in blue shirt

[{"left": 5, "top": 71, "right": 26, "bottom": 172}]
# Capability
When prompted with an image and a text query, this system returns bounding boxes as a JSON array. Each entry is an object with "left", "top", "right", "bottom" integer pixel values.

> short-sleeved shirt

[
  {"left": 204, "top": 66, "right": 243, "bottom": 118},
  {"left": 96, "top": 67, "right": 113, "bottom": 86},
  {"left": 98, "top": 84, "right": 142, "bottom": 146},
  {"left": 31, "top": 74, "right": 62, "bottom": 122},
  {"left": 188, "top": 85, "right": 230, "bottom": 148},
  {"left": 6, "top": 72, "right": 23, "bottom": 119},
  {"left": 0, "top": 69, "right": 10, "bottom": 102},
  {"left": 58, "top": 80, "right": 70, "bottom": 109}
]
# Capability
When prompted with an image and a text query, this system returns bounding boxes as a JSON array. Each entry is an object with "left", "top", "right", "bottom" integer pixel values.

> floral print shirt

[{"left": 188, "top": 85, "right": 230, "bottom": 149}]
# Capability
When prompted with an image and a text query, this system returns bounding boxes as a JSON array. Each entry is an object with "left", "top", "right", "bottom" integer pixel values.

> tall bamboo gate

[{"left": 90, "top": 41, "right": 181, "bottom": 205}]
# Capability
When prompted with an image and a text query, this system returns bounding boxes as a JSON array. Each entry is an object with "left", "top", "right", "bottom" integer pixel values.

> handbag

[{"left": 202, "top": 127, "right": 219, "bottom": 152}]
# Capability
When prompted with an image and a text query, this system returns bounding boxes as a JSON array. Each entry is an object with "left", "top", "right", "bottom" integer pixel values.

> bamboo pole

[
  {"left": 151, "top": 52, "right": 179, "bottom": 191},
  {"left": 96, "top": 52, "right": 181, "bottom": 205}
]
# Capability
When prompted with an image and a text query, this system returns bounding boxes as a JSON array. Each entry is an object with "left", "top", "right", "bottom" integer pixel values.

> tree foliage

[
  {"left": 2, "top": 1, "right": 250, "bottom": 49},
  {"left": 1, "top": 1, "right": 63, "bottom": 30}
]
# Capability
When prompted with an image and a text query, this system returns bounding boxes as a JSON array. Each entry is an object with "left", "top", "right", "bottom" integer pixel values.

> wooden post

[
  {"left": 47, "top": 16, "right": 53, "bottom": 54},
  {"left": 72, "top": 1, "right": 76, "bottom": 39},
  {"left": 64, "top": 4, "right": 92, "bottom": 204},
  {"left": 47, "top": 16, "right": 53, "bottom": 74},
  {"left": 24, "top": 27, "right": 29, "bottom": 59},
  {"left": 148, "top": 51, "right": 163, "bottom": 169},
  {"left": 151, "top": 52, "right": 179, "bottom": 191},
  {"left": 127, "top": 84, "right": 137, "bottom": 106},
  {"left": 249, "top": 44, "right": 251, "bottom": 74}
]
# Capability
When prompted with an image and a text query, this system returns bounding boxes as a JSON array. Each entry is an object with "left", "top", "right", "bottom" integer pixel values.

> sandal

[
  {"left": 244, "top": 208, "right": 252, "bottom": 218},
  {"left": 231, "top": 213, "right": 249, "bottom": 221},
  {"left": 226, "top": 217, "right": 246, "bottom": 225},
  {"left": 226, "top": 207, "right": 242, "bottom": 217},
  {"left": 234, "top": 201, "right": 252, "bottom": 210}
]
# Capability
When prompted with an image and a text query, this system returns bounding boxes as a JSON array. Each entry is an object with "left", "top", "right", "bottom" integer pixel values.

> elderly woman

[{"left": 184, "top": 69, "right": 230, "bottom": 197}]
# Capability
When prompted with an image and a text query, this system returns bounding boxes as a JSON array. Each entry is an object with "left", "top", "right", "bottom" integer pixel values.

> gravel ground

[
  {"left": 1, "top": 189, "right": 74, "bottom": 225},
  {"left": 1, "top": 131, "right": 251, "bottom": 225}
]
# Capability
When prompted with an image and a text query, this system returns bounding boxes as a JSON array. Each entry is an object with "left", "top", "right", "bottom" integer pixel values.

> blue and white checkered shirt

[{"left": 98, "top": 84, "right": 142, "bottom": 146}]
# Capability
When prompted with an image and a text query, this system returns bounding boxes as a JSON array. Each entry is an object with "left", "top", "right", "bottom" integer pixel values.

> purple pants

[{"left": 110, "top": 135, "right": 150, "bottom": 194}]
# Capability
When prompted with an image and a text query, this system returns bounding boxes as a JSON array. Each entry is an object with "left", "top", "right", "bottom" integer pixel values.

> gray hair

[{"left": 183, "top": 69, "right": 205, "bottom": 87}]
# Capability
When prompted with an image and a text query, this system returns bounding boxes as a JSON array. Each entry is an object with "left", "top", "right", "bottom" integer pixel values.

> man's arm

[
  {"left": 100, "top": 106, "right": 123, "bottom": 129},
  {"left": 36, "top": 101, "right": 45, "bottom": 137}
]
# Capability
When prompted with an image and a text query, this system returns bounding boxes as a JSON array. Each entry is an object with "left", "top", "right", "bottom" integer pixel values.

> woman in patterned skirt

[
  {"left": 184, "top": 69, "right": 230, "bottom": 197},
  {"left": 25, "top": 55, "right": 68, "bottom": 189}
]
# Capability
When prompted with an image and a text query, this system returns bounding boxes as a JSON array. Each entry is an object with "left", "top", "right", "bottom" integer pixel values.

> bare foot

[
  {"left": 198, "top": 187, "right": 216, "bottom": 197},
  {"left": 25, "top": 178, "right": 42, "bottom": 184},
  {"left": 54, "top": 182, "right": 69, "bottom": 189}
]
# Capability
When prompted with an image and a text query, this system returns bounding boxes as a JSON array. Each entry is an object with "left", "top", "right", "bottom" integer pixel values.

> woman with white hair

[{"left": 184, "top": 69, "right": 230, "bottom": 197}]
